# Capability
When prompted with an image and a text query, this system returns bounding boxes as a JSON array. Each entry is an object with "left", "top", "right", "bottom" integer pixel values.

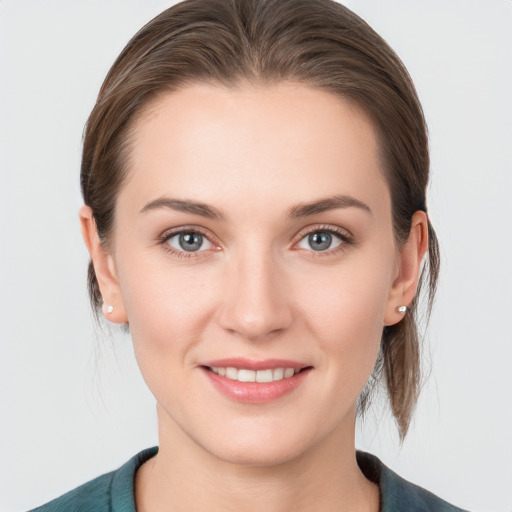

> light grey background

[{"left": 1, "top": 1, "right": 511, "bottom": 511}]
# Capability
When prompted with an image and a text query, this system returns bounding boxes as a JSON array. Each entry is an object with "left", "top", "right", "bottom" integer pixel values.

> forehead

[{"left": 121, "top": 82, "right": 390, "bottom": 219}]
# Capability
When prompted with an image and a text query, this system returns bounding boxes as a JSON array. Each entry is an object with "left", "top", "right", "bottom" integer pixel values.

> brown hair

[{"left": 81, "top": 0, "right": 440, "bottom": 439}]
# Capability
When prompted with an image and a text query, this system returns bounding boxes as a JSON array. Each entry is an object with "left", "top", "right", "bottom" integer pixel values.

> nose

[{"left": 217, "top": 249, "right": 294, "bottom": 341}]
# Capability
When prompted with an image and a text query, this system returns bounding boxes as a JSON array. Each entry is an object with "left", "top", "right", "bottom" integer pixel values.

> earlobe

[
  {"left": 79, "top": 205, "right": 128, "bottom": 324},
  {"left": 384, "top": 210, "right": 429, "bottom": 326}
]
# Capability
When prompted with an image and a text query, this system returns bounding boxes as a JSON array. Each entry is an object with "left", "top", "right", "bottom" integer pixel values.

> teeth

[
  {"left": 238, "top": 369, "right": 256, "bottom": 382},
  {"left": 256, "top": 369, "right": 273, "bottom": 383},
  {"left": 226, "top": 367, "right": 238, "bottom": 380},
  {"left": 210, "top": 366, "right": 299, "bottom": 383},
  {"left": 273, "top": 368, "right": 284, "bottom": 381},
  {"left": 284, "top": 368, "right": 295, "bottom": 378}
]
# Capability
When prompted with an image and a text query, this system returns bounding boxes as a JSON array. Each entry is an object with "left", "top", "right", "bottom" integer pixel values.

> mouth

[
  {"left": 206, "top": 366, "right": 302, "bottom": 383},
  {"left": 200, "top": 359, "right": 312, "bottom": 404}
]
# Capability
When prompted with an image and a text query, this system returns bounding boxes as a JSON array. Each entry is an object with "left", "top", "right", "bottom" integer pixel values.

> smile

[
  {"left": 201, "top": 360, "right": 312, "bottom": 404},
  {"left": 208, "top": 367, "right": 298, "bottom": 382}
]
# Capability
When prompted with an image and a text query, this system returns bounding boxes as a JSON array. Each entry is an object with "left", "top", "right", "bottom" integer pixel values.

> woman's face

[{"left": 99, "top": 83, "right": 409, "bottom": 465}]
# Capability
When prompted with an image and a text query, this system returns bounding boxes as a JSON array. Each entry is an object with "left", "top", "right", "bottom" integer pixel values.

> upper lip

[{"left": 200, "top": 358, "right": 310, "bottom": 371}]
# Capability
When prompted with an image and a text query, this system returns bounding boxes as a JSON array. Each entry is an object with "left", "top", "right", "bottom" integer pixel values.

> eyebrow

[
  {"left": 140, "top": 194, "right": 371, "bottom": 220},
  {"left": 287, "top": 194, "right": 372, "bottom": 218},
  {"left": 140, "top": 197, "right": 224, "bottom": 219}
]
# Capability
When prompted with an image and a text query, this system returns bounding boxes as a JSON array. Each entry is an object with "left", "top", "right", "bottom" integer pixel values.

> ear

[
  {"left": 79, "top": 205, "right": 128, "bottom": 324},
  {"left": 384, "top": 210, "right": 429, "bottom": 326}
]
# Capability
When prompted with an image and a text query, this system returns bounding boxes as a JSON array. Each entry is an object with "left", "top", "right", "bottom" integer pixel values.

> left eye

[
  {"left": 297, "top": 230, "right": 343, "bottom": 252},
  {"left": 165, "top": 231, "right": 214, "bottom": 252}
]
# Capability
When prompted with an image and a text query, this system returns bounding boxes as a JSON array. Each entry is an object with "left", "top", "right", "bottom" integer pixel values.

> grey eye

[
  {"left": 297, "top": 231, "right": 343, "bottom": 252},
  {"left": 167, "top": 231, "right": 213, "bottom": 252},
  {"left": 309, "top": 232, "right": 332, "bottom": 251},
  {"left": 179, "top": 232, "right": 203, "bottom": 251}
]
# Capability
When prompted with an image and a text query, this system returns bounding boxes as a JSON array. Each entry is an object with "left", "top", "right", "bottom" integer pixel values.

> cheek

[
  {"left": 300, "top": 255, "right": 392, "bottom": 330},
  {"left": 114, "top": 256, "right": 225, "bottom": 418},
  {"left": 115, "top": 249, "right": 219, "bottom": 360},
  {"left": 296, "top": 255, "right": 393, "bottom": 380}
]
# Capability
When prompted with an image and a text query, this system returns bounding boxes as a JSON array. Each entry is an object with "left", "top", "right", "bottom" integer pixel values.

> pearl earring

[
  {"left": 103, "top": 303, "right": 114, "bottom": 314},
  {"left": 397, "top": 305, "right": 407, "bottom": 313}
]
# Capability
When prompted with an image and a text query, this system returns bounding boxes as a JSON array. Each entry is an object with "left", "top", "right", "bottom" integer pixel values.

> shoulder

[
  {"left": 27, "top": 471, "right": 115, "bottom": 512},
  {"left": 357, "top": 451, "right": 469, "bottom": 512},
  {"left": 27, "top": 447, "right": 158, "bottom": 512}
]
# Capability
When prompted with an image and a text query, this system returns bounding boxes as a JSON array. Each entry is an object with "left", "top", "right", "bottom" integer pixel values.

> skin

[{"left": 81, "top": 83, "right": 428, "bottom": 512}]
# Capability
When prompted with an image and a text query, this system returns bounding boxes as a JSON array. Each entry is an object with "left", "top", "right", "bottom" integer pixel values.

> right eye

[{"left": 163, "top": 230, "right": 216, "bottom": 256}]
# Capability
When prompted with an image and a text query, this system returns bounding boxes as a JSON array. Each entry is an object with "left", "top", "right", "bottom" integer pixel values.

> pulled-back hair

[{"left": 81, "top": 0, "right": 440, "bottom": 439}]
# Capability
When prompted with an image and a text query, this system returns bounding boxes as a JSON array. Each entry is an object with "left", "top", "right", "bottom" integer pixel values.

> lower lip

[{"left": 202, "top": 367, "right": 311, "bottom": 404}]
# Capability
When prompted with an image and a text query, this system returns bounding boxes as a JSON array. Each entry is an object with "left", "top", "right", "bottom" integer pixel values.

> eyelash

[
  {"left": 157, "top": 226, "right": 218, "bottom": 259},
  {"left": 157, "top": 224, "right": 355, "bottom": 259},
  {"left": 293, "top": 224, "right": 355, "bottom": 258}
]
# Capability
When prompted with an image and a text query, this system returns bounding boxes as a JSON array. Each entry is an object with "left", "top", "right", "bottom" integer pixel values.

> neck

[{"left": 135, "top": 406, "right": 379, "bottom": 512}]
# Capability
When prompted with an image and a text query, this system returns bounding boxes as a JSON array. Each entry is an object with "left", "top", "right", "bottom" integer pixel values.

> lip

[
  {"left": 199, "top": 358, "right": 312, "bottom": 404},
  {"left": 201, "top": 358, "right": 308, "bottom": 371}
]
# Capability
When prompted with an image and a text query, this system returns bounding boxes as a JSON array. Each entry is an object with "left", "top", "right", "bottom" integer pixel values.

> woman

[{"left": 28, "top": 0, "right": 467, "bottom": 510}]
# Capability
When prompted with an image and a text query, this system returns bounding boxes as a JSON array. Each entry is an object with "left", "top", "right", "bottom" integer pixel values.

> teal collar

[{"left": 110, "top": 447, "right": 466, "bottom": 512}]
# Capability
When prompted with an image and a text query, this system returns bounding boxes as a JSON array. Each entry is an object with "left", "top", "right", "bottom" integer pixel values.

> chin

[
  {"left": 208, "top": 440, "right": 304, "bottom": 468},
  {"left": 194, "top": 420, "right": 326, "bottom": 468}
]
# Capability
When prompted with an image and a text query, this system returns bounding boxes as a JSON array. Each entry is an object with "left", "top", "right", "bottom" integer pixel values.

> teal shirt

[{"left": 29, "top": 448, "right": 468, "bottom": 511}]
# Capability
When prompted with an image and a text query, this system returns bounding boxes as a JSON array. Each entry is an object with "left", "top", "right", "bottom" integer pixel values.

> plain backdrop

[{"left": 1, "top": 1, "right": 511, "bottom": 511}]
